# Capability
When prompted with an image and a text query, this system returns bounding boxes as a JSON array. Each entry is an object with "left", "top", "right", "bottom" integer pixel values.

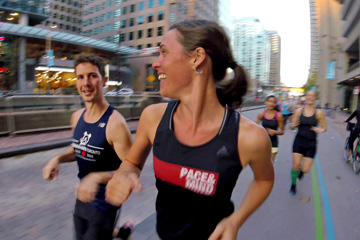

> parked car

[
  {"left": 117, "top": 88, "right": 134, "bottom": 96},
  {"left": 105, "top": 89, "right": 118, "bottom": 96}
]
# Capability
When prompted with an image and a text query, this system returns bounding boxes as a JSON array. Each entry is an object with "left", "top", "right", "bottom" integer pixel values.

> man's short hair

[{"left": 74, "top": 53, "right": 106, "bottom": 78}]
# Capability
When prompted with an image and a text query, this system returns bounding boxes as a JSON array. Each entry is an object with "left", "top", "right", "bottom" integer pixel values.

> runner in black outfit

[
  {"left": 42, "top": 54, "right": 134, "bottom": 240},
  {"left": 105, "top": 19, "right": 274, "bottom": 240},
  {"left": 256, "top": 95, "right": 284, "bottom": 162},
  {"left": 345, "top": 108, "right": 360, "bottom": 161},
  {"left": 289, "top": 90, "right": 327, "bottom": 195}
]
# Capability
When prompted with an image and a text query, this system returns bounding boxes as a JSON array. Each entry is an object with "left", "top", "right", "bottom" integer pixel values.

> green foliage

[{"left": 303, "top": 73, "right": 317, "bottom": 92}]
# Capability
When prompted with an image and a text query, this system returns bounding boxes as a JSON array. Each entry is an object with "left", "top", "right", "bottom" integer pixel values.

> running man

[
  {"left": 256, "top": 94, "right": 284, "bottom": 162},
  {"left": 289, "top": 90, "right": 327, "bottom": 195},
  {"left": 42, "top": 53, "right": 133, "bottom": 239}
]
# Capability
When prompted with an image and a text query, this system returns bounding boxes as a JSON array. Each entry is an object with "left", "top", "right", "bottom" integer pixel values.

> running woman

[
  {"left": 256, "top": 95, "right": 284, "bottom": 163},
  {"left": 105, "top": 19, "right": 274, "bottom": 240},
  {"left": 289, "top": 90, "right": 327, "bottom": 195}
]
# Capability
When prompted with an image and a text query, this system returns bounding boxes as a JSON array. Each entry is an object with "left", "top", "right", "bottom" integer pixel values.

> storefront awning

[{"left": 0, "top": 22, "right": 140, "bottom": 55}]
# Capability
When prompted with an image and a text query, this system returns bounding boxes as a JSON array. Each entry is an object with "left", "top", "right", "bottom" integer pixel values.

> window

[
  {"left": 157, "top": 26, "right": 163, "bottom": 36},
  {"left": 148, "top": 13, "right": 153, "bottom": 22},
  {"left": 115, "top": 9, "right": 121, "bottom": 17},
  {"left": 130, "top": 4, "right": 135, "bottom": 13},
  {"left": 147, "top": 28, "right": 152, "bottom": 37},
  {"left": 130, "top": 18, "right": 134, "bottom": 26},
  {"left": 120, "top": 33, "right": 125, "bottom": 42},
  {"left": 121, "top": 20, "right": 126, "bottom": 28},
  {"left": 139, "top": 1, "right": 144, "bottom": 10},
  {"left": 137, "top": 45, "right": 142, "bottom": 49},
  {"left": 122, "top": 7, "right": 127, "bottom": 15},
  {"left": 129, "top": 32, "right": 134, "bottom": 40},
  {"left": 114, "top": 34, "right": 120, "bottom": 43},
  {"left": 158, "top": 11, "right": 164, "bottom": 21},
  {"left": 148, "top": 0, "right": 153, "bottom": 8},
  {"left": 147, "top": 43, "right": 152, "bottom": 48},
  {"left": 157, "top": 42, "right": 161, "bottom": 46},
  {"left": 159, "top": 0, "right": 164, "bottom": 5},
  {"left": 138, "top": 16, "right": 144, "bottom": 24},
  {"left": 107, "top": 24, "right": 112, "bottom": 32},
  {"left": 101, "top": 14, "right": 105, "bottom": 21},
  {"left": 100, "top": 26, "right": 105, "bottom": 33},
  {"left": 138, "top": 30, "right": 143, "bottom": 39},
  {"left": 106, "top": 36, "right": 111, "bottom": 42},
  {"left": 107, "top": 12, "right": 112, "bottom": 19}
]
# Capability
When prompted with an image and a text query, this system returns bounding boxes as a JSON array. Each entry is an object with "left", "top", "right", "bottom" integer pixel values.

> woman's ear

[{"left": 191, "top": 47, "right": 206, "bottom": 69}]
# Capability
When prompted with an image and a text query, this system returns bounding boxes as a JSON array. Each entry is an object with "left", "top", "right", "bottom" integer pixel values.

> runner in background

[{"left": 256, "top": 95, "right": 284, "bottom": 163}]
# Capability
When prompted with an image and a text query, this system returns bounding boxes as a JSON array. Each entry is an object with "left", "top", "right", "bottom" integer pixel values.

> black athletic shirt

[
  {"left": 153, "top": 100, "right": 243, "bottom": 240},
  {"left": 261, "top": 110, "right": 279, "bottom": 147},
  {"left": 296, "top": 108, "right": 318, "bottom": 141},
  {"left": 72, "top": 105, "right": 121, "bottom": 211},
  {"left": 346, "top": 109, "right": 360, "bottom": 128}
]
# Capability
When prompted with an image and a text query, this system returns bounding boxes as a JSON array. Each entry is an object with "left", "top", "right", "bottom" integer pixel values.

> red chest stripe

[{"left": 153, "top": 155, "right": 219, "bottom": 196}]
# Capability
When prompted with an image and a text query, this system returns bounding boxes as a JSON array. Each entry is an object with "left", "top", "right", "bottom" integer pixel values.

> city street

[{"left": 1, "top": 108, "right": 360, "bottom": 240}]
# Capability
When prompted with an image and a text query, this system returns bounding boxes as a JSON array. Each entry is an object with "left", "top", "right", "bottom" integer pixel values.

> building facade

[
  {"left": 336, "top": 0, "right": 360, "bottom": 111},
  {"left": 308, "top": 0, "right": 343, "bottom": 108},
  {"left": 233, "top": 17, "right": 270, "bottom": 95},
  {"left": 309, "top": 0, "right": 320, "bottom": 78},
  {"left": 41, "top": 0, "right": 83, "bottom": 34},
  {"left": 267, "top": 31, "right": 281, "bottom": 87}
]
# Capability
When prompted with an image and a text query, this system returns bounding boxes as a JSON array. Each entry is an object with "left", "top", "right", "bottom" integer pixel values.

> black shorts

[
  {"left": 73, "top": 199, "right": 120, "bottom": 240},
  {"left": 292, "top": 135, "right": 317, "bottom": 158}
]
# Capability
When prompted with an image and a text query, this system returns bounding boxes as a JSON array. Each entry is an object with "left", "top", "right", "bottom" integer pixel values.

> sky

[{"left": 230, "top": 0, "right": 311, "bottom": 87}]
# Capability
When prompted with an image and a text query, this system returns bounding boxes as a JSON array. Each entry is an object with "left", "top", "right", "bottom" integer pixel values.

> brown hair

[
  {"left": 74, "top": 53, "right": 106, "bottom": 78},
  {"left": 169, "top": 19, "right": 248, "bottom": 109}
]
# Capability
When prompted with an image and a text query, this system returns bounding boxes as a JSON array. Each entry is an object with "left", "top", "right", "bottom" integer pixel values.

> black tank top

[
  {"left": 153, "top": 100, "right": 243, "bottom": 239},
  {"left": 261, "top": 110, "right": 279, "bottom": 147},
  {"left": 297, "top": 108, "right": 318, "bottom": 141},
  {"left": 72, "top": 105, "right": 121, "bottom": 211}
]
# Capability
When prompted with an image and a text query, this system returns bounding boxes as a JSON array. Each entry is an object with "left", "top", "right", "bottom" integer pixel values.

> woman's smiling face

[{"left": 152, "top": 29, "right": 193, "bottom": 98}]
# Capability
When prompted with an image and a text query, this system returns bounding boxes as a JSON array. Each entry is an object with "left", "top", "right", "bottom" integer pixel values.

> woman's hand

[
  {"left": 266, "top": 128, "right": 276, "bottom": 136},
  {"left": 105, "top": 171, "right": 142, "bottom": 207},
  {"left": 208, "top": 216, "right": 238, "bottom": 240},
  {"left": 311, "top": 126, "right": 326, "bottom": 134}
]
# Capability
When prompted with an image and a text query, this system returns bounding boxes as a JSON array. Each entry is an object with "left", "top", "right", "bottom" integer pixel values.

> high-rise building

[
  {"left": 336, "top": 0, "right": 360, "bottom": 111},
  {"left": 309, "top": 0, "right": 320, "bottom": 77},
  {"left": 40, "top": 0, "right": 83, "bottom": 34},
  {"left": 81, "top": 0, "right": 219, "bottom": 48},
  {"left": 267, "top": 31, "right": 281, "bottom": 87},
  {"left": 309, "top": 0, "right": 343, "bottom": 108},
  {"left": 233, "top": 17, "right": 270, "bottom": 94},
  {"left": 218, "top": 0, "right": 232, "bottom": 38}
]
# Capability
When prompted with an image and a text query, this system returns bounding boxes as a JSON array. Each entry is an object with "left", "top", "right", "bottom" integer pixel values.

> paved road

[{"left": 1, "top": 108, "right": 359, "bottom": 240}]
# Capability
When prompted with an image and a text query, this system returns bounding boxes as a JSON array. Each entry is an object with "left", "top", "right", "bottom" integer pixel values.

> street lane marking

[
  {"left": 315, "top": 155, "right": 336, "bottom": 240},
  {"left": 311, "top": 164, "right": 324, "bottom": 240}
]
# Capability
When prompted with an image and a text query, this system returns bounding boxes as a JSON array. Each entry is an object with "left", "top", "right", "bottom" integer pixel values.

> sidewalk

[{"left": 0, "top": 121, "right": 139, "bottom": 158}]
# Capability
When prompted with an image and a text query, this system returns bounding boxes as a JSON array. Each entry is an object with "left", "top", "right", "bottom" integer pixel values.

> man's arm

[
  {"left": 345, "top": 110, "right": 357, "bottom": 122},
  {"left": 42, "top": 109, "right": 83, "bottom": 180}
]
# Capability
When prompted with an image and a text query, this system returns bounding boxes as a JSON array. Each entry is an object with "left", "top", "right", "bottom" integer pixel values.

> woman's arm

[
  {"left": 312, "top": 109, "right": 327, "bottom": 134},
  {"left": 105, "top": 104, "right": 166, "bottom": 206},
  {"left": 255, "top": 112, "right": 263, "bottom": 125},
  {"left": 209, "top": 117, "right": 274, "bottom": 240},
  {"left": 276, "top": 113, "right": 285, "bottom": 135}
]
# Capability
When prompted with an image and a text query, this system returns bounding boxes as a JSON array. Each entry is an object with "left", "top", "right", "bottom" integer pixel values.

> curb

[{"left": 0, "top": 127, "right": 137, "bottom": 159}]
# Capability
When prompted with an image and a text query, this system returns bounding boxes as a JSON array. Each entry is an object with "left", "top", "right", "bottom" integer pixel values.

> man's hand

[
  {"left": 42, "top": 157, "right": 60, "bottom": 180},
  {"left": 76, "top": 173, "right": 101, "bottom": 203},
  {"left": 105, "top": 171, "right": 142, "bottom": 207}
]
